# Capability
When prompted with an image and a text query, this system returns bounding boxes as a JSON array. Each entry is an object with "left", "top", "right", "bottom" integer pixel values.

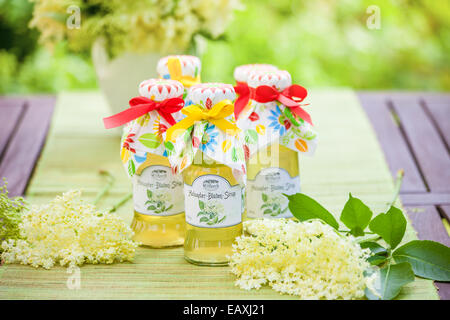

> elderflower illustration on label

[
  {"left": 133, "top": 165, "right": 183, "bottom": 216},
  {"left": 185, "top": 175, "right": 242, "bottom": 228},
  {"left": 248, "top": 167, "right": 300, "bottom": 218}
]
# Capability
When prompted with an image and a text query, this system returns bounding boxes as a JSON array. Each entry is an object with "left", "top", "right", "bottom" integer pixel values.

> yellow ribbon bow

[
  {"left": 166, "top": 100, "right": 240, "bottom": 142},
  {"left": 167, "top": 57, "right": 200, "bottom": 88}
]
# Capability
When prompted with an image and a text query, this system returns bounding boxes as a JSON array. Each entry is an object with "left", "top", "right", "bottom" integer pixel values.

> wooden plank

[
  {"left": 392, "top": 97, "right": 450, "bottom": 192},
  {"left": 400, "top": 193, "right": 450, "bottom": 206},
  {"left": 0, "top": 96, "right": 56, "bottom": 196},
  {"left": 405, "top": 206, "right": 450, "bottom": 246},
  {"left": 423, "top": 99, "right": 450, "bottom": 150},
  {"left": 440, "top": 205, "right": 450, "bottom": 221},
  {"left": 357, "top": 93, "right": 427, "bottom": 193},
  {"left": 406, "top": 205, "right": 450, "bottom": 301},
  {"left": 0, "top": 98, "right": 26, "bottom": 160}
]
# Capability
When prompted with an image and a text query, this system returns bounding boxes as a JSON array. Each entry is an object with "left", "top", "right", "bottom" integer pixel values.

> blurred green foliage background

[{"left": 1, "top": 0, "right": 449, "bottom": 94}]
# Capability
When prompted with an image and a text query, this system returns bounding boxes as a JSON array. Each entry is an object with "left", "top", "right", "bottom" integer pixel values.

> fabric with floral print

[
  {"left": 165, "top": 83, "right": 247, "bottom": 180},
  {"left": 119, "top": 79, "right": 185, "bottom": 178},
  {"left": 236, "top": 70, "right": 317, "bottom": 157}
]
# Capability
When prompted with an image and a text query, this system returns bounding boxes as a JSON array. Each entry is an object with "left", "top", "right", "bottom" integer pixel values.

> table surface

[{"left": 0, "top": 90, "right": 448, "bottom": 300}]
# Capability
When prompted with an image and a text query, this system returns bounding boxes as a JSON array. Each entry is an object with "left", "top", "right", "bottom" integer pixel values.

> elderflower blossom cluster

[
  {"left": 30, "top": 0, "right": 242, "bottom": 56},
  {"left": 229, "top": 219, "right": 372, "bottom": 300},
  {"left": 1, "top": 190, "right": 138, "bottom": 269}
]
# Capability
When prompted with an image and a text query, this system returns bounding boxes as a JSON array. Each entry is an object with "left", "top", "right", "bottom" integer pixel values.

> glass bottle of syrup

[
  {"left": 182, "top": 152, "right": 243, "bottom": 265},
  {"left": 131, "top": 153, "right": 185, "bottom": 247}
]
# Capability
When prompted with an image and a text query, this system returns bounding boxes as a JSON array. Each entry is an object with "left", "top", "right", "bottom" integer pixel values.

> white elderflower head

[
  {"left": 229, "top": 218, "right": 372, "bottom": 300},
  {"left": 1, "top": 190, "right": 138, "bottom": 269}
]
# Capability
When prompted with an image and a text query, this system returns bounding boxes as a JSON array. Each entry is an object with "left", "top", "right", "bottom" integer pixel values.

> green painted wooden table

[{"left": 0, "top": 90, "right": 441, "bottom": 299}]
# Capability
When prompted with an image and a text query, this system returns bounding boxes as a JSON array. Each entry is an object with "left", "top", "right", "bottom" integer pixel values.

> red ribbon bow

[
  {"left": 234, "top": 83, "right": 312, "bottom": 126},
  {"left": 103, "top": 96, "right": 184, "bottom": 129},
  {"left": 234, "top": 82, "right": 254, "bottom": 119}
]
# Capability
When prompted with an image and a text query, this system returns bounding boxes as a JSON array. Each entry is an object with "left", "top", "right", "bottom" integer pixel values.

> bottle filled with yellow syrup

[
  {"left": 165, "top": 83, "right": 246, "bottom": 265},
  {"left": 234, "top": 68, "right": 318, "bottom": 219},
  {"left": 103, "top": 78, "right": 188, "bottom": 247}
]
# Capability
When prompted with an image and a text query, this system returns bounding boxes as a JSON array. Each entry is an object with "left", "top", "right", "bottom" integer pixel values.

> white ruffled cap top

[
  {"left": 138, "top": 79, "right": 184, "bottom": 101},
  {"left": 188, "top": 83, "right": 236, "bottom": 108},
  {"left": 247, "top": 69, "right": 292, "bottom": 91},
  {"left": 157, "top": 55, "right": 201, "bottom": 79},
  {"left": 233, "top": 64, "right": 278, "bottom": 84}
]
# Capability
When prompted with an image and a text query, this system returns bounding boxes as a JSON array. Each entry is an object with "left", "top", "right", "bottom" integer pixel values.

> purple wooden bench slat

[
  {"left": 401, "top": 193, "right": 450, "bottom": 206},
  {"left": 0, "top": 98, "right": 26, "bottom": 159},
  {"left": 406, "top": 206, "right": 450, "bottom": 246},
  {"left": 0, "top": 96, "right": 55, "bottom": 196},
  {"left": 405, "top": 205, "right": 450, "bottom": 301},
  {"left": 423, "top": 99, "right": 450, "bottom": 150},
  {"left": 440, "top": 205, "right": 450, "bottom": 221},
  {"left": 357, "top": 93, "right": 427, "bottom": 193},
  {"left": 392, "top": 97, "right": 450, "bottom": 192}
]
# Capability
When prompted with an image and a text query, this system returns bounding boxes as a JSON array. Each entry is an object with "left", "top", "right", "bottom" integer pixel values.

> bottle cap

[
  {"left": 233, "top": 64, "right": 278, "bottom": 83},
  {"left": 247, "top": 69, "right": 292, "bottom": 91},
  {"left": 157, "top": 55, "right": 201, "bottom": 83},
  {"left": 138, "top": 79, "right": 184, "bottom": 101},
  {"left": 188, "top": 83, "right": 236, "bottom": 108}
]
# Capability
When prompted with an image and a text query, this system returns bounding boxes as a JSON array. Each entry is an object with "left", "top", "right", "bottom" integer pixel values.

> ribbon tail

[
  {"left": 234, "top": 94, "right": 250, "bottom": 119},
  {"left": 179, "top": 75, "right": 200, "bottom": 88},
  {"left": 277, "top": 94, "right": 299, "bottom": 108},
  {"left": 103, "top": 105, "right": 150, "bottom": 129},
  {"left": 158, "top": 111, "right": 177, "bottom": 126},
  {"left": 289, "top": 106, "right": 313, "bottom": 126}
]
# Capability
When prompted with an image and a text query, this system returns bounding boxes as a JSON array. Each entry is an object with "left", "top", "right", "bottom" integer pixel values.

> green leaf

[
  {"left": 147, "top": 190, "right": 153, "bottom": 199},
  {"left": 245, "top": 129, "right": 258, "bottom": 144},
  {"left": 340, "top": 193, "right": 373, "bottom": 236},
  {"left": 147, "top": 206, "right": 156, "bottom": 210},
  {"left": 368, "top": 255, "right": 388, "bottom": 266},
  {"left": 365, "top": 262, "right": 415, "bottom": 300},
  {"left": 207, "top": 216, "right": 219, "bottom": 225},
  {"left": 127, "top": 160, "right": 135, "bottom": 176},
  {"left": 138, "top": 133, "right": 161, "bottom": 149},
  {"left": 369, "top": 206, "right": 406, "bottom": 249},
  {"left": 360, "top": 241, "right": 388, "bottom": 256},
  {"left": 199, "top": 217, "right": 209, "bottom": 222},
  {"left": 263, "top": 209, "right": 272, "bottom": 215},
  {"left": 164, "top": 141, "right": 175, "bottom": 153},
  {"left": 262, "top": 193, "right": 268, "bottom": 202},
  {"left": 198, "top": 200, "right": 205, "bottom": 210},
  {"left": 285, "top": 193, "right": 339, "bottom": 229},
  {"left": 393, "top": 240, "right": 450, "bottom": 281}
]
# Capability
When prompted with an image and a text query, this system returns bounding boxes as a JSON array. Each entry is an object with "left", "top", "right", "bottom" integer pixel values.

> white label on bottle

[
  {"left": 133, "top": 165, "right": 184, "bottom": 216},
  {"left": 184, "top": 174, "right": 242, "bottom": 228},
  {"left": 246, "top": 167, "right": 300, "bottom": 219}
]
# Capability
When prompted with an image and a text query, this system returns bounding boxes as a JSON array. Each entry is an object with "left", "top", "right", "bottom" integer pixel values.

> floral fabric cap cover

[
  {"left": 121, "top": 79, "right": 184, "bottom": 177},
  {"left": 236, "top": 70, "right": 317, "bottom": 157},
  {"left": 157, "top": 55, "right": 201, "bottom": 91},
  {"left": 165, "top": 83, "right": 247, "bottom": 177},
  {"left": 233, "top": 63, "right": 278, "bottom": 84}
]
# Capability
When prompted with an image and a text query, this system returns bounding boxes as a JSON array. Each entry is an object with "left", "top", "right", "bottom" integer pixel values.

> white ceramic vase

[{"left": 91, "top": 39, "right": 165, "bottom": 117}]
